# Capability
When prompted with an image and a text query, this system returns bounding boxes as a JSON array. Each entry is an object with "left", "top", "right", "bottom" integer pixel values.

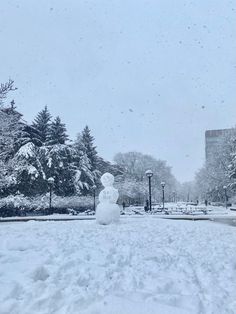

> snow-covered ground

[
  {"left": 124, "top": 203, "right": 233, "bottom": 216},
  {"left": 0, "top": 218, "right": 236, "bottom": 314}
]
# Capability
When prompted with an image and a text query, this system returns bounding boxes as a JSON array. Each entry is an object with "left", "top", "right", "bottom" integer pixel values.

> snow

[
  {"left": 27, "top": 165, "right": 38, "bottom": 177},
  {"left": 47, "top": 157, "right": 52, "bottom": 168},
  {"left": 96, "top": 203, "right": 120, "bottom": 225},
  {"left": 124, "top": 203, "right": 232, "bottom": 216},
  {"left": 0, "top": 218, "right": 236, "bottom": 313},
  {"left": 16, "top": 142, "right": 35, "bottom": 159}
]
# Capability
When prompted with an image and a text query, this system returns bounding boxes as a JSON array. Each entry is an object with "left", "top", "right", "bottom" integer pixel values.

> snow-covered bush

[{"left": 0, "top": 195, "right": 94, "bottom": 217}]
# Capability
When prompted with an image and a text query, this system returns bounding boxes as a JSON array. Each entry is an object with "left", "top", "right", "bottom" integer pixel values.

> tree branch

[{"left": 0, "top": 79, "right": 17, "bottom": 105}]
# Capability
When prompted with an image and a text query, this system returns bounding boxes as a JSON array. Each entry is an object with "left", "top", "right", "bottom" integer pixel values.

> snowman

[{"left": 96, "top": 172, "right": 120, "bottom": 225}]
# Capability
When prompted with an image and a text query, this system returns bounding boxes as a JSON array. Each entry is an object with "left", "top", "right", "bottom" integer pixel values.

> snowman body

[{"left": 96, "top": 173, "right": 120, "bottom": 225}]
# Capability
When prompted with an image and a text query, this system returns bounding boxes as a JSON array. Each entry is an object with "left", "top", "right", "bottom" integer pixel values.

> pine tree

[
  {"left": 9, "top": 142, "right": 47, "bottom": 196},
  {"left": 32, "top": 106, "right": 51, "bottom": 146},
  {"left": 40, "top": 144, "right": 76, "bottom": 196},
  {"left": 22, "top": 124, "right": 42, "bottom": 147},
  {"left": 47, "top": 116, "right": 68, "bottom": 145},
  {"left": 0, "top": 99, "right": 45, "bottom": 196},
  {"left": 73, "top": 134, "right": 94, "bottom": 194},
  {"left": 74, "top": 127, "right": 101, "bottom": 193},
  {"left": 80, "top": 126, "right": 98, "bottom": 171}
]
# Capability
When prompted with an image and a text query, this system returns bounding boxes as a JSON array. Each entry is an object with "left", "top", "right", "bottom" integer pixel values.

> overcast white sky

[{"left": 1, "top": 0, "right": 236, "bottom": 182}]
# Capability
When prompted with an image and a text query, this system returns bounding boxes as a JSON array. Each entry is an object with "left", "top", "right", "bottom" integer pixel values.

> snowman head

[{"left": 101, "top": 172, "right": 114, "bottom": 187}]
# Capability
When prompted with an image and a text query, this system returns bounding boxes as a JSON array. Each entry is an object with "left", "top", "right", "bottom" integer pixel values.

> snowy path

[{"left": 0, "top": 218, "right": 236, "bottom": 314}]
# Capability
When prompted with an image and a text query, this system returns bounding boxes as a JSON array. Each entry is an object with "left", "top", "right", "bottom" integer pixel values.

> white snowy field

[{"left": 0, "top": 218, "right": 236, "bottom": 314}]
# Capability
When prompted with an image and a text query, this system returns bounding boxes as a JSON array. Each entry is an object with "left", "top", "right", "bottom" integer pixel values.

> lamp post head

[
  {"left": 92, "top": 184, "right": 97, "bottom": 190},
  {"left": 145, "top": 170, "right": 153, "bottom": 178},
  {"left": 48, "top": 177, "right": 55, "bottom": 185},
  {"left": 161, "top": 181, "right": 166, "bottom": 188},
  {"left": 223, "top": 185, "right": 227, "bottom": 190}
]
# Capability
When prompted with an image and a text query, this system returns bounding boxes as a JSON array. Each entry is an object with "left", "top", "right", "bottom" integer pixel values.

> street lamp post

[
  {"left": 92, "top": 184, "right": 96, "bottom": 212},
  {"left": 145, "top": 170, "right": 153, "bottom": 211},
  {"left": 215, "top": 186, "right": 218, "bottom": 201},
  {"left": 47, "top": 177, "right": 55, "bottom": 210},
  {"left": 187, "top": 190, "right": 190, "bottom": 203},
  {"left": 161, "top": 182, "right": 166, "bottom": 212},
  {"left": 173, "top": 191, "right": 176, "bottom": 203},
  {"left": 223, "top": 186, "right": 228, "bottom": 210}
]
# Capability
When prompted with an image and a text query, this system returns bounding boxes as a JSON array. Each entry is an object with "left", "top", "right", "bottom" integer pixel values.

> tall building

[{"left": 205, "top": 128, "right": 234, "bottom": 162}]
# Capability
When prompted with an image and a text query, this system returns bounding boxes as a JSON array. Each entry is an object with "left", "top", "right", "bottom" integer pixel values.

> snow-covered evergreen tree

[
  {"left": 40, "top": 144, "right": 76, "bottom": 196},
  {"left": 80, "top": 126, "right": 98, "bottom": 171},
  {"left": 73, "top": 134, "right": 95, "bottom": 194},
  {"left": 0, "top": 82, "right": 126, "bottom": 199},
  {"left": 0, "top": 159, "right": 14, "bottom": 196},
  {"left": 47, "top": 116, "right": 68, "bottom": 145},
  {"left": 73, "top": 127, "right": 101, "bottom": 193},
  {"left": 32, "top": 106, "right": 51, "bottom": 146},
  {"left": 9, "top": 142, "right": 47, "bottom": 196}
]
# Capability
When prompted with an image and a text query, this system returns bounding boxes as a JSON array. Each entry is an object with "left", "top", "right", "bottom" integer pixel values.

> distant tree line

[{"left": 114, "top": 152, "right": 179, "bottom": 205}]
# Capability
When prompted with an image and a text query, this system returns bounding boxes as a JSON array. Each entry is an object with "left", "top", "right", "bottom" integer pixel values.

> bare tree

[
  {"left": 114, "top": 151, "right": 178, "bottom": 203},
  {"left": 0, "top": 79, "right": 17, "bottom": 106}
]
